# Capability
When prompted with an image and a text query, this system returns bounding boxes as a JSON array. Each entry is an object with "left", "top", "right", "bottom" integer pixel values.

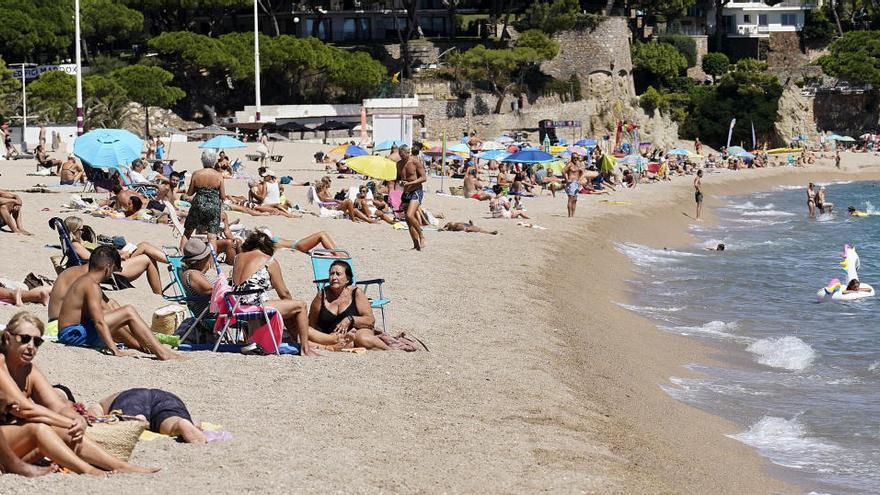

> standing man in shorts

[
  {"left": 396, "top": 145, "right": 427, "bottom": 250},
  {"left": 694, "top": 169, "right": 704, "bottom": 221},
  {"left": 563, "top": 155, "right": 584, "bottom": 217}
]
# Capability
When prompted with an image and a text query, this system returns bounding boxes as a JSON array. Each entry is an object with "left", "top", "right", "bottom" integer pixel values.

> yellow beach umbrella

[
  {"left": 345, "top": 155, "right": 398, "bottom": 180},
  {"left": 543, "top": 160, "right": 565, "bottom": 174}
]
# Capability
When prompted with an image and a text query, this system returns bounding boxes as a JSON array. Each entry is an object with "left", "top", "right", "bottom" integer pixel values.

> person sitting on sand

[
  {"left": 64, "top": 216, "right": 166, "bottom": 294},
  {"left": 230, "top": 231, "right": 317, "bottom": 356},
  {"left": 0, "top": 311, "right": 160, "bottom": 474},
  {"left": 314, "top": 179, "right": 375, "bottom": 223},
  {"left": 354, "top": 185, "right": 394, "bottom": 224},
  {"left": 215, "top": 151, "right": 232, "bottom": 176},
  {"left": 127, "top": 160, "right": 175, "bottom": 204},
  {"left": 56, "top": 246, "right": 179, "bottom": 360},
  {"left": 0, "top": 188, "right": 30, "bottom": 235},
  {"left": 307, "top": 260, "right": 391, "bottom": 350},
  {"left": 439, "top": 221, "right": 497, "bottom": 235},
  {"left": 58, "top": 155, "right": 84, "bottom": 185},
  {"left": 248, "top": 170, "right": 299, "bottom": 218},
  {"left": 489, "top": 185, "right": 529, "bottom": 220},
  {"left": 463, "top": 170, "right": 493, "bottom": 200},
  {"left": 844, "top": 278, "right": 871, "bottom": 294},
  {"left": 47, "top": 263, "right": 124, "bottom": 323},
  {"left": 0, "top": 389, "right": 58, "bottom": 476}
]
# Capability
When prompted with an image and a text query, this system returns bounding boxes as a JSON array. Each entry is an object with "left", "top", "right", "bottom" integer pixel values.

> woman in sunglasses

[{"left": 0, "top": 311, "right": 159, "bottom": 474}]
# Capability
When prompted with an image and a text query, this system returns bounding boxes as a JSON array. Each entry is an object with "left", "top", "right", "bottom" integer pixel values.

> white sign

[{"left": 10, "top": 64, "right": 81, "bottom": 81}]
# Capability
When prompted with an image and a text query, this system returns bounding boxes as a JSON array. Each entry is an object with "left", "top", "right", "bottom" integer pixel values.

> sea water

[{"left": 618, "top": 180, "right": 880, "bottom": 494}]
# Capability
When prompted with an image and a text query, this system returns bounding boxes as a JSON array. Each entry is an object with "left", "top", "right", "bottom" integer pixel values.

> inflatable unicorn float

[{"left": 817, "top": 244, "right": 875, "bottom": 302}]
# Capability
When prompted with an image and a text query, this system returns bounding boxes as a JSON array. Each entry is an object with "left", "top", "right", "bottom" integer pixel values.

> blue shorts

[
  {"left": 566, "top": 181, "right": 580, "bottom": 197},
  {"left": 402, "top": 188, "right": 424, "bottom": 204},
  {"left": 58, "top": 321, "right": 105, "bottom": 348}
]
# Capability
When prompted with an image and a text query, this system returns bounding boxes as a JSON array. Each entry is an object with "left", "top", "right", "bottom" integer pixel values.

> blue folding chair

[{"left": 310, "top": 249, "right": 389, "bottom": 332}]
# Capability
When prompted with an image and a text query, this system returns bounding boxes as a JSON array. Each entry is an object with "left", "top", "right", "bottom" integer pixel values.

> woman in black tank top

[{"left": 307, "top": 260, "right": 391, "bottom": 350}]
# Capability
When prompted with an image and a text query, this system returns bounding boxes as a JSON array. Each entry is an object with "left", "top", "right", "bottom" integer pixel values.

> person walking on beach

[
  {"left": 694, "top": 169, "right": 704, "bottom": 221},
  {"left": 396, "top": 145, "right": 427, "bottom": 250},
  {"left": 563, "top": 155, "right": 584, "bottom": 217},
  {"left": 835, "top": 150, "right": 841, "bottom": 169},
  {"left": 807, "top": 182, "right": 816, "bottom": 217}
]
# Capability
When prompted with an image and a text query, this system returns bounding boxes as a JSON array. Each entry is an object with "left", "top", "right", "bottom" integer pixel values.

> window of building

[
  {"left": 305, "top": 18, "right": 332, "bottom": 40},
  {"left": 781, "top": 13, "right": 797, "bottom": 26},
  {"left": 743, "top": 14, "right": 751, "bottom": 23},
  {"left": 342, "top": 17, "right": 371, "bottom": 40},
  {"left": 722, "top": 15, "right": 735, "bottom": 34},
  {"left": 759, "top": 14, "right": 768, "bottom": 26},
  {"left": 421, "top": 16, "right": 446, "bottom": 36}
]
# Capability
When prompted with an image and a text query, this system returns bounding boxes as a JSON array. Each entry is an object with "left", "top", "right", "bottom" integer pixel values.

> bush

[
  {"left": 701, "top": 52, "right": 730, "bottom": 81},
  {"left": 658, "top": 33, "right": 697, "bottom": 68},
  {"left": 632, "top": 41, "right": 688, "bottom": 87},
  {"left": 639, "top": 86, "right": 664, "bottom": 114},
  {"left": 801, "top": 9, "right": 835, "bottom": 45}
]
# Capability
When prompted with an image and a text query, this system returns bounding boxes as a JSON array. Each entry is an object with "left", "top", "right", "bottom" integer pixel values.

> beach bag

[
  {"left": 151, "top": 304, "right": 187, "bottom": 335},
  {"left": 85, "top": 415, "right": 147, "bottom": 461}
]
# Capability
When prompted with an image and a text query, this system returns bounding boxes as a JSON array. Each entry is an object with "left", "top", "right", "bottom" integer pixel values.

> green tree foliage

[
  {"left": 682, "top": 59, "right": 782, "bottom": 146},
  {"left": 658, "top": 34, "right": 697, "bottom": 67},
  {"left": 0, "top": 0, "right": 74, "bottom": 63},
  {"left": 83, "top": 75, "right": 132, "bottom": 128},
  {"left": 82, "top": 0, "right": 145, "bottom": 55},
  {"left": 632, "top": 0, "right": 696, "bottom": 19},
  {"left": 515, "top": 0, "right": 580, "bottom": 35},
  {"left": 701, "top": 52, "right": 730, "bottom": 82},
  {"left": 112, "top": 64, "right": 185, "bottom": 135},
  {"left": 447, "top": 30, "right": 560, "bottom": 113},
  {"left": 0, "top": 57, "right": 21, "bottom": 120},
  {"left": 818, "top": 30, "right": 880, "bottom": 85},
  {"left": 639, "top": 86, "right": 663, "bottom": 114},
  {"left": 28, "top": 71, "right": 77, "bottom": 124},
  {"left": 801, "top": 9, "right": 835, "bottom": 45},
  {"left": 632, "top": 41, "right": 688, "bottom": 88},
  {"left": 122, "top": 0, "right": 250, "bottom": 35}
]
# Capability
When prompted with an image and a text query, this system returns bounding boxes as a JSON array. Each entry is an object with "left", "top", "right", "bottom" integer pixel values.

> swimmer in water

[
  {"left": 848, "top": 206, "right": 868, "bottom": 217},
  {"left": 843, "top": 279, "right": 872, "bottom": 294},
  {"left": 705, "top": 243, "right": 726, "bottom": 251}
]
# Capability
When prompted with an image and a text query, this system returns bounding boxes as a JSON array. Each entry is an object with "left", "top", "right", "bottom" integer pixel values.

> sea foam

[
  {"left": 730, "top": 416, "right": 840, "bottom": 470},
  {"left": 746, "top": 336, "right": 817, "bottom": 371}
]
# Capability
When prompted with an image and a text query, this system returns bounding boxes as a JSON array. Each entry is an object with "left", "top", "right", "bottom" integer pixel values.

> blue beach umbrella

[
  {"left": 373, "top": 139, "right": 406, "bottom": 151},
  {"left": 73, "top": 129, "right": 144, "bottom": 170},
  {"left": 668, "top": 148, "right": 690, "bottom": 156},
  {"left": 727, "top": 145, "right": 747, "bottom": 155},
  {"left": 735, "top": 151, "right": 755, "bottom": 159},
  {"left": 501, "top": 149, "right": 555, "bottom": 163},
  {"left": 575, "top": 139, "right": 598, "bottom": 147},
  {"left": 200, "top": 135, "right": 246, "bottom": 149},
  {"left": 477, "top": 149, "right": 510, "bottom": 161},
  {"left": 447, "top": 142, "right": 471, "bottom": 154}
]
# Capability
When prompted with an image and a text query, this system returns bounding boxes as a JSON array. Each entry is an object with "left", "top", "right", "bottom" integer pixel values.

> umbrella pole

[{"left": 440, "top": 130, "right": 446, "bottom": 194}]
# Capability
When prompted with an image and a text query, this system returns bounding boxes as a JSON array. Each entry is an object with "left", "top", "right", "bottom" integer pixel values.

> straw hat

[{"left": 262, "top": 169, "right": 277, "bottom": 178}]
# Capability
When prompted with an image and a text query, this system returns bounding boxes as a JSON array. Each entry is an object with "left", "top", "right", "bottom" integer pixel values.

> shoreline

[{"left": 547, "top": 166, "right": 880, "bottom": 493}]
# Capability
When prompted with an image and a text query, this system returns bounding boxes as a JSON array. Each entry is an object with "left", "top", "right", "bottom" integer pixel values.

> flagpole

[
  {"left": 19, "top": 64, "right": 27, "bottom": 151},
  {"left": 254, "top": 0, "right": 261, "bottom": 122},
  {"left": 440, "top": 130, "right": 446, "bottom": 193},
  {"left": 74, "top": 0, "right": 84, "bottom": 136}
]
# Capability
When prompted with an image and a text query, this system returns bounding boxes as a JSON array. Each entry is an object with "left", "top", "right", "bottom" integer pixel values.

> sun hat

[
  {"left": 262, "top": 169, "right": 277, "bottom": 178},
  {"left": 182, "top": 238, "right": 210, "bottom": 262}
]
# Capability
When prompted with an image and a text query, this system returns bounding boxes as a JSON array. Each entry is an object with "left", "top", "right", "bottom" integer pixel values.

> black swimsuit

[{"left": 317, "top": 288, "right": 359, "bottom": 334}]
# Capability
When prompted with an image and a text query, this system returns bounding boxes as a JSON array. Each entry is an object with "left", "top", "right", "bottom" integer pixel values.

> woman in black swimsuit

[{"left": 307, "top": 260, "right": 390, "bottom": 350}]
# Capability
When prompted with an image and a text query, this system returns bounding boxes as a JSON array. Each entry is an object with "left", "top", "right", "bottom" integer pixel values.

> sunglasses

[{"left": 9, "top": 333, "right": 44, "bottom": 348}]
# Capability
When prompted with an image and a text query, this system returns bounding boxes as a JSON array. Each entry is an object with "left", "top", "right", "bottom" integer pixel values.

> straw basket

[
  {"left": 85, "top": 417, "right": 147, "bottom": 461},
  {"left": 151, "top": 304, "right": 187, "bottom": 335}
]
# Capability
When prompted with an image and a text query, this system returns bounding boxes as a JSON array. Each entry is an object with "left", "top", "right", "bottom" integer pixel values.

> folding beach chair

[
  {"left": 48, "top": 217, "right": 86, "bottom": 270},
  {"left": 310, "top": 249, "right": 389, "bottom": 331},
  {"left": 161, "top": 246, "right": 219, "bottom": 344}
]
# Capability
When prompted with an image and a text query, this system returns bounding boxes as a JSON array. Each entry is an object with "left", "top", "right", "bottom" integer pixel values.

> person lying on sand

[
  {"left": 0, "top": 189, "right": 31, "bottom": 235},
  {"left": 56, "top": 246, "right": 180, "bottom": 360},
  {"left": 439, "top": 221, "right": 497, "bottom": 235},
  {"left": 53, "top": 386, "right": 207, "bottom": 444},
  {"left": 64, "top": 216, "right": 166, "bottom": 294},
  {"left": 0, "top": 311, "right": 160, "bottom": 474},
  {"left": 0, "top": 286, "right": 51, "bottom": 307}
]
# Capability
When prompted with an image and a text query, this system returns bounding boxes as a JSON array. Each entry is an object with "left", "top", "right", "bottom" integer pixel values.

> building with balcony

[{"left": 707, "top": 0, "right": 817, "bottom": 39}]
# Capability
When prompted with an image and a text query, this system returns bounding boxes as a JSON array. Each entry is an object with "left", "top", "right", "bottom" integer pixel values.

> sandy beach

[{"left": 0, "top": 142, "right": 878, "bottom": 493}]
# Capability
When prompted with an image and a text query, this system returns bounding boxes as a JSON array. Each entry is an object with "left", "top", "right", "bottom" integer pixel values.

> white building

[{"left": 708, "top": 0, "right": 818, "bottom": 38}]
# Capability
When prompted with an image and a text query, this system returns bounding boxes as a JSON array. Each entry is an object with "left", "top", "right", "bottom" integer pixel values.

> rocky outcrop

[{"left": 122, "top": 103, "right": 200, "bottom": 137}]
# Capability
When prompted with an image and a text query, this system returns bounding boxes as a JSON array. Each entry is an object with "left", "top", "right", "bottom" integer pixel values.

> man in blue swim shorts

[
  {"left": 396, "top": 145, "right": 427, "bottom": 250},
  {"left": 56, "top": 245, "right": 178, "bottom": 360}
]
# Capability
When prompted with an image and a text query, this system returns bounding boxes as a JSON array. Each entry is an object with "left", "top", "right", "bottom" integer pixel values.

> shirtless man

[
  {"left": 396, "top": 145, "right": 427, "bottom": 250},
  {"left": 694, "top": 169, "right": 704, "bottom": 221},
  {"left": 816, "top": 186, "right": 833, "bottom": 214},
  {"left": 563, "top": 155, "right": 584, "bottom": 217},
  {"left": 56, "top": 246, "right": 178, "bottom": 360},
  {"left": 439, "top": 220, "right": 497, "bottom": 235},
  {"left": 463, "top": 169, "right": 492, "bottom": 200},
  {"left": 58, "top": 155, "right": 84, "bottom": 185},
  {"left": 0, "top": 188, "right": 30, "bottom": 235}
]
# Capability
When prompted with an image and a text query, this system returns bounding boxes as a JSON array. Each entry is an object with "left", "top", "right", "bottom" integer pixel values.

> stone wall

[
  {"left": 541, "top": 17, "right": 636, "bottom": 99},
  {"left": 686, "top": 35, "right": 709, "bottom": 81},
  {"left": 813, "top": 92, "right": 880, "bottom": 136},
  {"left": 766, "top": 31, "right": 822, "bottom": 85}
]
